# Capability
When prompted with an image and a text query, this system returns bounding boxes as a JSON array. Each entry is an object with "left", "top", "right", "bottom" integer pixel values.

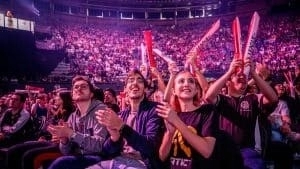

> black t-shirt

[
  {"left": 216, "top": 94, "right": 261, "bottom": 148},
  {"left": 169, "top": 104, "right": 218, "bottom": 169}
]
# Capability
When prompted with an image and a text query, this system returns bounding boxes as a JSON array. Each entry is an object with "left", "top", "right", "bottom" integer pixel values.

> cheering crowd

[
  {"left": 0, "top": 12, "right": 300, "bottom": 169},
  {"left": 38, "top": 13, "right": 299, "bottom": 83}
]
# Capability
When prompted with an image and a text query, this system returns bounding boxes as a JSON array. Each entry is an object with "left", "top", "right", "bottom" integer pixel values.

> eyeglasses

[
  {"left": 73, "top": 84, "right": 89, "bottom": 90},
  {"left": 127, "top": 77, "right": 145, "bottom": 84}
]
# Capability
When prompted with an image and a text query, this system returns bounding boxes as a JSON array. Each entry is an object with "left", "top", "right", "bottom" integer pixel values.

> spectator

[
  {"left": 47, "top": 75, "right": 108, "bottom": 169},
  {"left": 0, "top": 93, "right": 32, "bottom": 147},
  {"left": 86, "top": 69, "right": 164, "bottom": 169},
  {"left": 204, "top": 58, "right": 278, "bottom": 169}
]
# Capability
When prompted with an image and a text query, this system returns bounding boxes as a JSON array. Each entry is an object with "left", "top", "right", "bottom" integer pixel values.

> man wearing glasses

[{"left": 48, "top": 75, "right": 108, "bottom": 169}]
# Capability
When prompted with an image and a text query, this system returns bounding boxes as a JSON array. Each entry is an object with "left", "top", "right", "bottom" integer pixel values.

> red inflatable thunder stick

[
  {"left": 232, "top": 16, "right": 243, "bottom": 73},
  {"left": 143, "top": 30, "right": 156, "bottom": 68}
]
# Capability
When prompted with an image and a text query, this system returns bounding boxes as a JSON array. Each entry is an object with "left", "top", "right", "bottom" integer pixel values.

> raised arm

[
  {"left": 163, "top": 62, "right": 178, "bottom": 102},
  {"left": 157, "top": 103, "right": 216, "bottom": 159},
  {"left": 246, "top": 58, "right": 278, "bottom": 104},
  {"left": 188, "top": 56, "right": 208, "bottom": 97},
  {"left": 205, "top": 59, "right": 243, "bottom": 104},
  {"left": 150, "top": 67, "right": 166, "bottom": 92},
  {"left": 284, "top": 71, "right": 296, "bottom": 99}
]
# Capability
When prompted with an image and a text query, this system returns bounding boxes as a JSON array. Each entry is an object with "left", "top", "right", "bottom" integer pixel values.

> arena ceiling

[{"left": 51, "top": 0, "right": 225, "bottom": 8}]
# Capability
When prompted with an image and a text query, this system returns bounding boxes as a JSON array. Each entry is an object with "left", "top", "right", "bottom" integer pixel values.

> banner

[
  {"left": 4, "top": 16, "right": 17, "bottom": 29},
  {"left": 18, "top": 19, "right": 31, "bottom": 31},
  {"left": 30, "top": 21, "right": 35, "bottom": 33},
  {"left": 0, "top": 13, "right": 4, "bottom": 27}
]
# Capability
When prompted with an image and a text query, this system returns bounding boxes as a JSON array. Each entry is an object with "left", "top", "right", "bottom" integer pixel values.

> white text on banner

[{"left": 0, "top": 13, "right": 4, "bottom": 27}]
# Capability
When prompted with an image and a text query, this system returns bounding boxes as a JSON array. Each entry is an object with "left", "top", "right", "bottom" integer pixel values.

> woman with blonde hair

[{"left": 156, "top": 70, "right": 218, "bottom": 169}]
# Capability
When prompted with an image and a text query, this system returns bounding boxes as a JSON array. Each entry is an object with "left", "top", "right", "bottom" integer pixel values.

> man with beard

[
  {"left": 47, "top": 75, "right": 108, "bottom": 169},
  {"left": 205, "top": 58, "right": 278, "bottom": 169},
  {"left": 87, "top": 69, "right": 164, "bottom": 169}
]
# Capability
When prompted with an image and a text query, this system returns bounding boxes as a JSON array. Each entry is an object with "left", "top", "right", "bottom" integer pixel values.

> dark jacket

[
  {"left": 0, "top": 108, "right": 32, "bottom": 147},
  {"left": 102, "top": 99, "right": 164, "bottom": 169}
]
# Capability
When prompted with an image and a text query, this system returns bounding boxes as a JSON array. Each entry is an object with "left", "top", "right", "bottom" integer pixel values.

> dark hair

[
  {"left": 94, "top": 88, "right": 104, "bottom": 102},
  {"left": 37, "top": 93, "right": 48, "bottom": 100},
  {"left": 72, "top": 75, "right": 95, "bottom": 92},
  {"left": 58, "top": 91, "right": 75, "bottom": 114},
  {"left": 104, "top": 88, "right": 117, "bottom": 98},
  {"left": 270, "top": 77, "right": 285, "bottom": 89},
  {"left": 125, "top": 69, "right": 148, "bottom": 88},
  {"left": 13, "top": 92, "right": 27, "bottom": 103}
]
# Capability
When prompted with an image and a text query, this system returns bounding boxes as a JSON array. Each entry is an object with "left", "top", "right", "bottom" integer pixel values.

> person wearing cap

[{"left": 205, "top": 58, "right": 278, "bottom": 169}]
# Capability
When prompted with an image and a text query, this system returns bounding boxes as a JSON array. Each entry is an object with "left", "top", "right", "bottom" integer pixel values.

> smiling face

[
  {"left": 173, "top": 71, "right": 198, "bottom": 101},
  {"left": 125, "top": 71, "right": 147, "bottom": 100}
]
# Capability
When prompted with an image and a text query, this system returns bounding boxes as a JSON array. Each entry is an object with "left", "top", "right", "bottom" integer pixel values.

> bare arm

[
  {"left": 205, "top": 72, "right": 231, "bottom": 104},
  {"left": 248, "top": 62, "right": 271, "bottom": 89},
  {"left": 252, "top": 73, "right": 278, "bottom": 103},
  {"left": 159, "top": 131, "right": 174, "bottom": 161},
  {"left": 157, "top": 103, "right": 216, "bottom": 159},
  {"left": 172, "top": 118, "right": 216, "bottom": 158},
  {"left": 284, "top": 71, "right": 296, "bottom": 99},
  {"left": 205, "top": 59, "right": 243, "bottom": 104},
  {"left": 163, "top": 75, "right": 175, "bottom": 102},
  {"left": 194, "top": 70, "right": 209, "bottom": 97},
  {"left": 249, "top": 63, "right": 278, "bottom": 104},
  {"left": 187, "top": 52, "right": 209, "bottom": 97},
  {"left": 150, "top": 67, "right": 166, "bottom": 92},
  {"left": 163, "top": 63, "right": 178, "bottom": 102}
]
